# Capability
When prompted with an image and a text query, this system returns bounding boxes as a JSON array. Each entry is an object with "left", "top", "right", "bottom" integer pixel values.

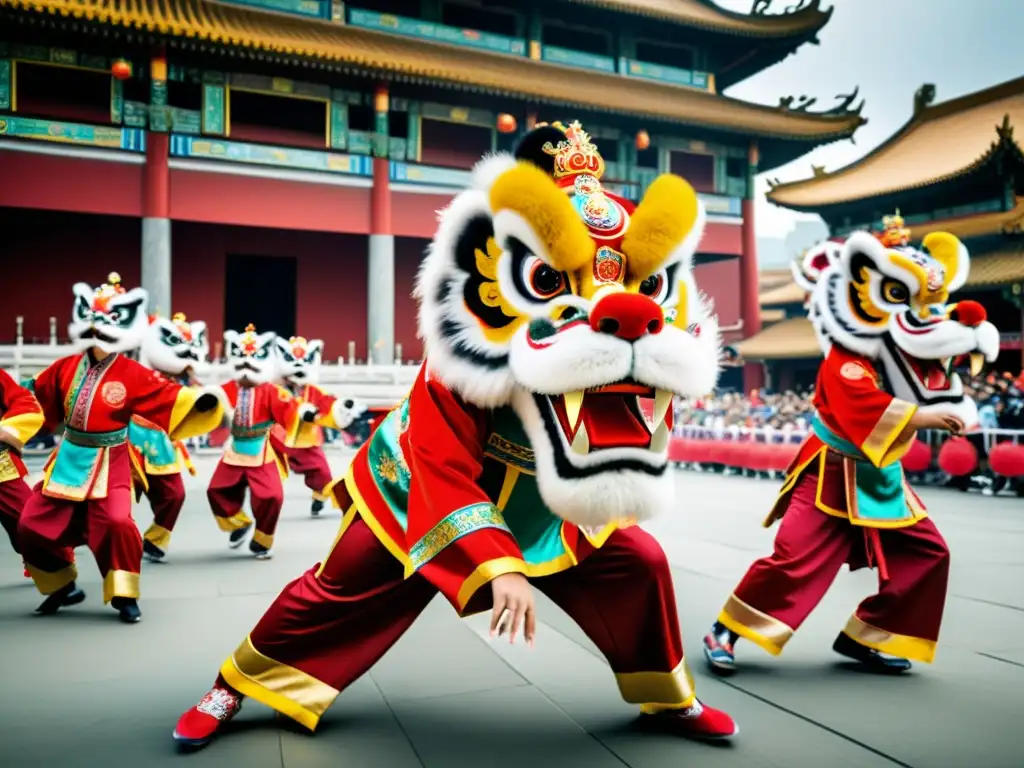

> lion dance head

[
  {"left": 416, "top": 121, "right": 720, "bottom": 528},
  {"left": 69, "top": 272, "right": 148, "bottom": 355},
  {"left": 275, "top": 335, "right": 324, "bottom": 385},
  {"left": 224, "top": 324, "right": 277, "bottom": 386},
  {"left": 793, "top": 222, "right": 1000, "bottom": 428},
  {"left": 141, "top": 312, "right": 210, "bottom": 378}
]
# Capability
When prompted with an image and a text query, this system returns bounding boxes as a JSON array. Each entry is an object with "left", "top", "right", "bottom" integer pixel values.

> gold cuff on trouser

[
  {"left": 26, "top": 563, "right": 78, "bottom": 595},
  {"left": 103, "top": 569, "right": 141, "bottom": 604},
  {"left": 219, "top": 636, "right": 340, "bottom": 732},
  {"left": 252, "top": 529, "right": 274, "bottom": 549},
  {"left": 616, "top": 658, "right": 696, "bottom": 712},
  {"left": 215, "top": 509, "right": 254, "bottom": 532},
  {"left": 717, "top": 593, "right": 795, "bottom": 656},
  {"left": 144, "top": 523, "right": 172, "bottom": 551},
  {"left": 843, "top": 615, "right": 937, "bottom": 663}
]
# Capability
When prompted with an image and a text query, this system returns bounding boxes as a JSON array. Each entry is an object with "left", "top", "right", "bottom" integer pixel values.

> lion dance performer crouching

[
  {"left": 207, "top": 325, "right": 316, "bottom": 559},
  {"left": 174, "top": 121, "right": 739, "bottom": 747},
  {"left": 703, "top": 222, "right": 1000, "bottom": 674},
  {"left": 130, "top": 312, "right": 211, "bottom": 561},
  {"left": 271, "top": 335, "right": 363, "bottom": 516},
  {"left": 19, "top": 274, "right": 223, "bottom": 623}
]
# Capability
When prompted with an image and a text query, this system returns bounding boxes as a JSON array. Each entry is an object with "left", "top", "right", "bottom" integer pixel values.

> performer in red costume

[
  {"left": 208, "top": 325, "right": 315, "bottom": 559},
  {"left": 175, "top": 122, "right": 739, "bottom": 748},
  {"left": 271, "top": 335, "right": 362, "bottom": 516},
  {"left": 0, "top": 369, "right": 45, "bottom": 555},
  {"left": 19, "top": 274, "right": 223, "bottom": 623},
  {"left": 704, "top": 225, "right": 1001, "bottom": 674}
]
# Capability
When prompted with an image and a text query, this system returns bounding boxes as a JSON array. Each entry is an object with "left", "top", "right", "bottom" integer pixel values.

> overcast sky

[{"left": 714, "top": 0, "right": 1024, "bottom": 237}]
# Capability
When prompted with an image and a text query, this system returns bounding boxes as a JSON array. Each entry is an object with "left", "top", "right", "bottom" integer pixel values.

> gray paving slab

[{"left": 0, "top": 452, "right": 1022, "bottom": 767}]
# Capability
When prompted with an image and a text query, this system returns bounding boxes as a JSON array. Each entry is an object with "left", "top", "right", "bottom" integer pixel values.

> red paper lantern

[
  {"left": 635, "top": 130, "right": 651, "bottom": 151},
  {"left": 937, "top": 437, "right": 978, "bottom": 477},
  {"left": 988, "top": 443, "right": 1024, "bottom": 478},
  {"left": 496, "top": 113, "right": 517, "bottom": 134},
  {"left": 111, "top": 59, "right": 132, "bottom": 80},
  {"left": 901, "top": 439, "right": 932, "bottom": 474}
]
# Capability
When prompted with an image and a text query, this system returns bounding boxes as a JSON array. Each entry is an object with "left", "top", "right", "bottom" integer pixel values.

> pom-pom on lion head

[
  {"left": 415, "top": 121, "right": 720, "bottom": 528},
  {"left": 69, "top": 272, "right": 148, "bottom": 355}
]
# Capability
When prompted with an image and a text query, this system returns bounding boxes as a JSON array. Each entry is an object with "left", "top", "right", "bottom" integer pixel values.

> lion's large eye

[
  {"left": 882, "top": 279, "right": 910, "bottom": 305},
  {"left": 638, "top": 270, "right": 670, "bottom": 304},
  {"left": 254, "top": 345, "right": 270, "bottom": 360},
  {"left": 75, "top": 296, "right": 90, "bottom": 321},
  {"left": 529, "top": 261, "right": 564, "bottom": 298}
]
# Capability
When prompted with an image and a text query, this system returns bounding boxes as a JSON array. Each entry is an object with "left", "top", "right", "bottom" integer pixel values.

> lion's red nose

[
  {"left": 951, "top": 300, "right": 987, "bottom": 328},
  {"left": 590, "top": 292, "right": 664, "bottom": 341}
]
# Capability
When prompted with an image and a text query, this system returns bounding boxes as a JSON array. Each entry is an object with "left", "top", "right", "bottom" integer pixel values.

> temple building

[
  {"left": 0, "top": 0, "right": 864, "bottom": 384},
  {"left": 740, "top": 75, "right": 1024, "bottom": 388}
]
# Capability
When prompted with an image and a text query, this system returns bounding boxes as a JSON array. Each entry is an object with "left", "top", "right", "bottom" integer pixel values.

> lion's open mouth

[
  {"left": 897, "top": 348, "right": 984, "bottom": 391},
  {"left": 544, "top": 380, "right": 674, "bottom": 455}
]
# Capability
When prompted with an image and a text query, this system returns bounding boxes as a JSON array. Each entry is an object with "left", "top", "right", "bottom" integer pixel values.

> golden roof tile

[
  {"left": 767, "top": 76, "right": 1024, "bottom": 209},
  {"left": 910, "top": 197, "right": 1024, "bottom": 240},
  {"left": 967, "top": 247, "right": 1024, "bottom": 288},
  {"left": 735, "top": 316, "right": 820, "bottom": 360},
  {"left": 565, "top": 0, "right": 831, "bottom": 36},
  {"left": 0, "top": 0, "right": 863, "bottom": 139}
]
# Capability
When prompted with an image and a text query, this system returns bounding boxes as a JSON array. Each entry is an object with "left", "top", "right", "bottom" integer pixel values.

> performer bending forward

[
  {"left": 175, "top": 122, "right": 738, "bottom": 748},
  {"left": 130, "top": 312, "right": 211, "bottom": 561},
  {"left": 208, "top": 325, "right": 314, "bottom": 559},
  {"left": 704, "top": 226, "right": 1000, "bottom": 674},
  {"left": 19, "top": 274, "right": 222, "bottom": 623},
  {"left": 272, "top": 334, "right": 361, "bottom": 516}
]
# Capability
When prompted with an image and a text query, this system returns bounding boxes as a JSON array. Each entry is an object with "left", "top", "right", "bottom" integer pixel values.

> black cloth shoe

[
  {"left": 143, "top": 539, "right": 166, "bottom": 562},
  {"left": 248, "top": 540, "right": 273, "bottom": 560},
  {"left": 311, "top": 499, "right": 324, "bottom": 517},
  {"left": 833, "top": 632, "right": 911, "bottom": 674},
  {"left": 35, "top": 582, "right": 86, "bottom": 615},
  {"left": 228, "top": 524, "right": 252, "bottom": 549},
  {"left": 111, "top": 597, "right": 142, "bottom": 624}
]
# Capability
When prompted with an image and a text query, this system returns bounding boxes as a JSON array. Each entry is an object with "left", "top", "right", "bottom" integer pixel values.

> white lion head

[
  {"left": 140, "top": 312, "right": 210, "bottom": 378},
  {"left": 69, "top": 273, "right": 148, "bottom": 355},
  {"left": 415, "top": 122, "right": 720, "bottom": 529},
  {"left": 275, "top": 336, "right": 324, "bottom": 385},
  {"left": 799, "top": 229, "right": 1000, "bottom": 428},
  {"left": 224, "top": 324, "right": 277, "bottom": 386}
]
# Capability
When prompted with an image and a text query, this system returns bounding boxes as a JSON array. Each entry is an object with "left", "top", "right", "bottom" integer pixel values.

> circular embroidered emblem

[
  {"left": 840, "top": 362, "right": 868, "bottom": 381},
  {"left": 101, "top": 381, "right": 128, "bottom": 407}
]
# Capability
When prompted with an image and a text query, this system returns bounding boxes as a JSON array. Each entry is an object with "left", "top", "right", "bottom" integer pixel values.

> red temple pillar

[
  {"left": 142, "top": 53, "right": 172, "bottom": 315},
  {"left": 368, "top": 83, "right": 395, "bottom": 364},
  {"left": 740, "top": 140, "right": 765, "bottom": 393}
]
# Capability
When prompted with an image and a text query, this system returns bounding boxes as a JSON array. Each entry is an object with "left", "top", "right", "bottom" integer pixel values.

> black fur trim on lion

[{"left": 513, "top": 124, "right": 567, "bottom": 175}]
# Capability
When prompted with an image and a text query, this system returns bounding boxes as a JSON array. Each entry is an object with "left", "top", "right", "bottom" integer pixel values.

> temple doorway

[{"left": 224, "top": 254, "right": 297, "bottom": 341}]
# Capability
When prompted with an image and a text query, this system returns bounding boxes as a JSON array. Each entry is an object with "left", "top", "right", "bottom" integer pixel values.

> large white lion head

[
  {"left": 275, "top": 335, "right": 323, "bottom": 385},
  {"left": 416, "top": 121, "right": 720, "bottom": 528},
  {"left": 224, "top": 324, "right": 277, "bottom": 386},
  {"left": 69, "top": 272, "right": 148, "bottom": 355},
  {"left": 797, "top": 225, "right": 1000, "bottom": 428},
  {"left": 140, "top": 312, "right": 209, "bottom": 378}
]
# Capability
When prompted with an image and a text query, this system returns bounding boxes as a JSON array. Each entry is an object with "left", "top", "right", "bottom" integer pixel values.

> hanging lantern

[
  {"left": 496, "top": 113, "right": 518, "bottom": 134},
  {"left": 937, "top": 437, "right": 977, "bottom": 477},
  {"left": 901, "top": 439, "right": 932, "bottom": 474},
  {"left": 635, "top": 130, "right": 651, "bottom": 151},
  {"left": 111, "top": 59, "right": 132, "bottom": 80}
]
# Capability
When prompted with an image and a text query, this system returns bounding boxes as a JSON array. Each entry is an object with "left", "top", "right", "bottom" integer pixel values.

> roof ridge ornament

[
  {"left": 914, "top": 84, "right": 937, "bottom": 116},
  {"left": 778, "top": 86, "right": 864, "bottom": 116}
]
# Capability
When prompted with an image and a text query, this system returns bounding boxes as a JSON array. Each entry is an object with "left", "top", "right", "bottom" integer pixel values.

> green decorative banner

[
  {"left": 0, "top": 60, "right": 10, "bottom": 112},
  {"left": 421, "top": 101, "right": 494, "bottom": 128},
  {"left": 372, "top": 109, "right": 389, "bottom": 158},
  {"left": 169, "top": 108, "right": 201, "bottom": 134},
  {"left": 329, "top": 100, "right": 348, "bottom": 150},
  {"left": 110, "top": 78, "right": 124, "bottom": 124},
  {"left": 541, "top": 45, "right": 615, "bottom": 73},
  {"left": 0, "top": 116, "right": 144, "bottom": 150},
  {"left": 348, "top": 130, "right": 371, "bottom": 155},
  {"left": 202, "top": 84, "right": 226, "bottom": 135},
  {"left": 124, "top": 101, "right": 149, "bottom": 128},
  {"left": 406, "top": 103, "right": 420, "bottom": 162},
  {"left": 349, "top": 9, "right": 526, "bottom": 56},
  {"left": 390, "top": 162, "right": 472, "bottom": 188},
  {"left": 619, "top": 58, "right": 710, "bottom": 90},
  {"left": 170, "top": 135, "right": 372, "bottom": 176}
]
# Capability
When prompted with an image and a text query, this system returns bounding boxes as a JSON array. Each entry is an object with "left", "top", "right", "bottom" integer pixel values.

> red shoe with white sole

[
  {"left": 173, "top": 686, "right": 243, "bottom": 748},
  {"left": 642, "top": 700, "right": 739, "bottom": 740}
]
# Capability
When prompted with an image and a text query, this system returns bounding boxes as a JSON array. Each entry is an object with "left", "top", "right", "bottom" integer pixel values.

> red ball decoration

[
  {"left": 901, "top": 439, "right": 932, "bottom": 474},
  {"left": 635, "top": 130, "right": 651, "bottom": 151},
  {"left": 953, "top": 300, "right": 987, "bottom": 328},
  {"left": 988, "top": 443, "right": 1024, "bottom": 478},
  {"left": 937, "top": 437, "right": 978, "bottom": 477},
  {"left": 496, "top": 113, "right": 517, "bottom": 134},
  {"left": 111, "top": 59, "right": 132, "bottom": 80}
]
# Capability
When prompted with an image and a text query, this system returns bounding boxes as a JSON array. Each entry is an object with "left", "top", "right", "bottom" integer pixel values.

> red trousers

[
  {"left": 0, "top": 476, "right": 31, "bottom": 554},
  {"left": 19, "top": 482, "right": 143, "bottom": 603},
  {"left": 141, "top": 472, "right": 187, "bottom": 551},
  {"left": 207, "top": 460, "right": 283, "bottom": 549},
  {"left": 284, "top": 446, "right": 332, "bottom": 498},
  {"left": 720, "top": 472, "right": 949, "bottom": 663},
  {"left": 219, "top": 515, "right": 695, "bottom": 731}
]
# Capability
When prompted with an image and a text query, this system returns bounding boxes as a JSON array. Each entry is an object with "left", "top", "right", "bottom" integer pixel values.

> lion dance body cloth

[
  {"left": 704, "top": 218, "right": 1001, "bottom": 674},
  {"left": 18, "top": 274, "right": 224, "bottom": 623},
  {"left": 174, "top": 121, "right": 741, "bottom": 747},
  {"left": 130, "top": 312, "right": 211, "bottom": 561}
]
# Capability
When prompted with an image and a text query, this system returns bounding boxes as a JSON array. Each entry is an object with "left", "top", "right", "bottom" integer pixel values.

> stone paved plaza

[{"left": 1, "top": 452, "right": 1022, "bottom": 767}]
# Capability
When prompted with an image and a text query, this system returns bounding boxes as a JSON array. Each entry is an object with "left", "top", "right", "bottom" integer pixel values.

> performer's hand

[
  {"left": 912, "top": 410, "right": 965, "bottom": 436},
  {"left": 490, "top": 572, "right": 536, "bottom": 646}
]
